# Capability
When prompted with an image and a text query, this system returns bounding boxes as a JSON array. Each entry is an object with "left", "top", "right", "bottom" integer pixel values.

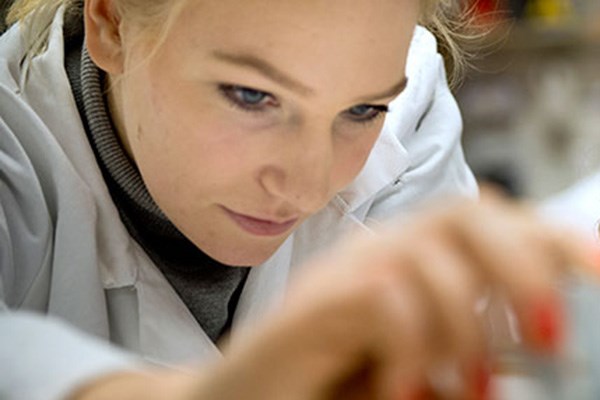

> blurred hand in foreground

[{"left": 72, "top": 194, "right": 598, "bottom": 400}]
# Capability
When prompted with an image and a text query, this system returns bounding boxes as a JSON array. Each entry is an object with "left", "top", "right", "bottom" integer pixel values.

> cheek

[
  {"left": 129, "top": 76, "right": 274, "bottom": 194},
  {"left": 332, "top": 130, "right": 381, "bottom": 189},
  {"left": 118, "top": 78, "right": 217, "bottom": 195},
  {"left": 119, "top": 74, "right": 170, "bottom": 156}
]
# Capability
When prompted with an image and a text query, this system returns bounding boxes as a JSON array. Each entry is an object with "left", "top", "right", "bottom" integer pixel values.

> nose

[{"left": 259, "top": 126, "right": 334, "bottom": 214}]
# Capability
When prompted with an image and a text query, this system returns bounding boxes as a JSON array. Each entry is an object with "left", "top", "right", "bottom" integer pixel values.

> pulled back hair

[{"left": 6, "top": 0, "right": 478, "bottom": 87}]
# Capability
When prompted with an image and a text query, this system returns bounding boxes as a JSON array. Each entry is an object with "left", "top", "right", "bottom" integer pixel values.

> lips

[{"left": 221, "top": 206, "right": 299, "bottom": 237}]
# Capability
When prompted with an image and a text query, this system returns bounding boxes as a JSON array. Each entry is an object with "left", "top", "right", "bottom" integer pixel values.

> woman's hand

[
  {"left": 71, "top": 195, "right": 598, "bottom": 400},
  {"left": 209, "top": 194, "right": 597, "bottom": 400}
]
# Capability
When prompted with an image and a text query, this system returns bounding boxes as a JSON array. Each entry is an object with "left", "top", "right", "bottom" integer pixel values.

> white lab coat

[{"left": 0, "top": 9, "right": 476, "bottom": 400}]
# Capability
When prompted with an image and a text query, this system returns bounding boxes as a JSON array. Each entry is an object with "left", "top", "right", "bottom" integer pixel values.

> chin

[
  {"left": 180, "top": 221, "right": 291, "bottom": 267},
  {"left": 203, "top": 242, "right": 282, "bottom": 267}
]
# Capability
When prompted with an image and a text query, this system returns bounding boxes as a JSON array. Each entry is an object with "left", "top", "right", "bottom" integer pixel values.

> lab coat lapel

[
  {"left": 19, "top": 12, "right": 222, "bottom": 364},
  {"left": 231, "top": 235, "right": 295, "bottom": 331},
  {"left": 134, "top": 233, "right": 295, "bottom": 364},
  {"left": 135, "top": 256, "right": 221, "bottom": 365}
]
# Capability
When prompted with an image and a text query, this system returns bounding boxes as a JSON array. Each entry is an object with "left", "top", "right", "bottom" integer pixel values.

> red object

[
  {"left": 529, "top": 294, "right": 565, "bottom": 352},
  {"left": 470, "top": 0, "right": 506, "bottom": 23},
  {"left": 473, "top": 0, "right": 499, "bottom": 15},
  {"left": 472, "top": 360, "right": 492, "bottom": 400}
]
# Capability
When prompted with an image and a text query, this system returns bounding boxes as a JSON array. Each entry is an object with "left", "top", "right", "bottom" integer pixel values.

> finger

[
  {"left": 539, "top": 219, "right": 600, "bottom": 279},
  {"left": 367, "top": 267, "right": 432, "bottom": 400},
  {"left": 276, "top": 233, "right": 437, "bottom": 400},
  {"left": 479, "top": 182, "right": 512, "bottom": 201},
  {"left": 483, "top": 196, "right": 599, "bottom": 279},
  {"left": 461, "top": 358, "right": 493, "bottom": 400},
  {"left": 448, "top": 203, "right": 566, "bottom": 352},
  {"left": 405, "top": 236, "right": 486, "bottom": 362},
  {"left": 407, "top": 358, "right": 493, "bottom": 400},
  {"left": 395, "top": 380, "right": 440, "bottom": 400},
  {"left": 373, "top": 233, "right": 489, "bottom": 399}
]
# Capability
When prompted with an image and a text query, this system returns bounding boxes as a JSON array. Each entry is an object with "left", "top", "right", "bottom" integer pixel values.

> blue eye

[
  {"left": 349, "top": 105, "right": 373, "bottom": 116},
  {"left": 346, "top": 104, "right": 389, "bottom": 124},
  {"left": 219, "top": 84, "right": 277, "bottom": 112},
  {"left": 238, "top": 88, "right": 267, "bottom": 104}
]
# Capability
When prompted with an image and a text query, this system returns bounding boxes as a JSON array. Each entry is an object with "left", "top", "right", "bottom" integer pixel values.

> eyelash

[
  {"left": 344, "top": 105, "right": 389, "bottom": 126},
  {"left": 218, "top": 84, "right": 277, "bottom": 113},
  {"left": 218, "top": 83, "right": 389, "bottom": 125}
]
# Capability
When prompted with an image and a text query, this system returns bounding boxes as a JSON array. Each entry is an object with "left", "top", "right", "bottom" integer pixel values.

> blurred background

[{"left": 458, "top": 0, "right": 600, "bottom": 199}]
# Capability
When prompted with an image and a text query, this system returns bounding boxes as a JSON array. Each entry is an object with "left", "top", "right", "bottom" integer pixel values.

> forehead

[
  {"left": 177, "top": 0, "right": 417, "bottom": 47},
  {"left": 165, "top": 0, "right": 418, "bottom": 97}
]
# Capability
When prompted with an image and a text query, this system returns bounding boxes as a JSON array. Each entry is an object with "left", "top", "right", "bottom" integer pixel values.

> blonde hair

[
  {"left": 6, "top": 0, "right": 73, "bottom": 59},
  {"left": 420, "top": 0, "right": 482, "bottom": 87},
  {"left": 7, "top": 0, "right": 479, "bottom": 87}
]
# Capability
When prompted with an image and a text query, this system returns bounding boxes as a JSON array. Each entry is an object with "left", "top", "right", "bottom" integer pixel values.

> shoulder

[
  {"left": 0, "top": 5, "right": 69, "bottom": 97},
  {"left": 0, "top": 85, "right": 55, "bottom": 308},
  {"left": 0, "top": 6, "right": 89, "bottom": 179}
]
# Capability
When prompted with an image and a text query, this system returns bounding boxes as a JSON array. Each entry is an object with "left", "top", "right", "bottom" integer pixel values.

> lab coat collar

[
  {"left": 337, "top": 126, "right": 410, "bottom": 213},
  {"left": 335, "top": 26, "right": 438, "bottom": 213}
]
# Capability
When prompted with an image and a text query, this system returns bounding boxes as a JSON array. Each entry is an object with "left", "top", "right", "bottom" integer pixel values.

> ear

[{"left": 84, "top": 0, "right": 124, "bottom": 74}]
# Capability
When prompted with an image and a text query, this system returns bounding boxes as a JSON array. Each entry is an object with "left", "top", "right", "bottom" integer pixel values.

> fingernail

[{"left": 528, "top": 293, "right": 564, "bottom": 353}]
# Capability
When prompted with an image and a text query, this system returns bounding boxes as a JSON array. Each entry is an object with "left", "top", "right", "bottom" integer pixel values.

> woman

[{"left": 0, "top": 0, "right": 594, "bottom": 399}]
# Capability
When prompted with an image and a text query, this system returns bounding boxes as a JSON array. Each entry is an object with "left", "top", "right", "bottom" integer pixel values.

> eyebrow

[
  {"left": 211, "top": 49, "right": 408, "bottom": 103},
  {"left": 358, "top": 77, "right": 408, "bottom": 103},
  {"left": 211, "top": 50, "right": 315, "bottom": 96}
]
